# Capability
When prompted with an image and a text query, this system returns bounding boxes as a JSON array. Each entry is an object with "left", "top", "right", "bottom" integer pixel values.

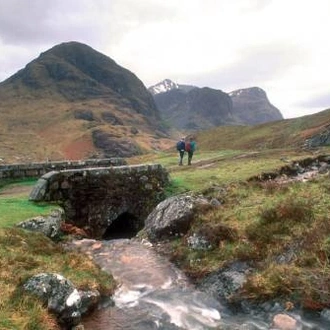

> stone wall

[
  {"left": 29, "top": 164, "right": 169, "bottom": 238},
  {"left": 0, "top": 158, "right": 126, "bottom": 180}
]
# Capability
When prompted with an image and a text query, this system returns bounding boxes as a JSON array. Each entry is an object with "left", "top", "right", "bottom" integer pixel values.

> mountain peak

[
  {"left": 229, "top": 87, "right": 266, "bottom": 98},
  {"left": 2, "top": 41, "right": 158, "bottom": 117},
  {"left": 228, "top": 87, "right": 283, "bottom": 124},
  {"left": 0, "top": 41, "right": 166, "bottom": 161},
  {"left": 148, "top": 79, "right": 179, "bottom": 95}
]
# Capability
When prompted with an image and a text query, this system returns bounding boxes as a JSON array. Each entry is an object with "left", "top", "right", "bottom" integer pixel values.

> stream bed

[{"left": 67, "top": 238, "right": 329, "bottom": 330}]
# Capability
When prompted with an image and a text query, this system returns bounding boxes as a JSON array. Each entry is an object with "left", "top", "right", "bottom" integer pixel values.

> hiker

[
  {"left": 176, "top": 137, "right": 186, "bottom": 165},
  {"left": 185, "top": 137, "right": 196, "bottom": 165}
]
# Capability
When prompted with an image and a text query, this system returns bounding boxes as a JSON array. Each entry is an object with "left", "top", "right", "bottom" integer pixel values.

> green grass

[
  {"left": 0, "top": 179, "right": 116, "bottom": 329},
  {"left": 0, "top": 227, "right": 116, "bottom": 330},
  {"left": 0, "top": 197, "right": 55, "bottom": 228},
  {"left": 168, "top": 170, "right": 330, "bottom": 307},
  {"left": 0, "top": 179, "right": 55, "bottom": 228},
  {"left": 136, "top": 144, "right": 330, "bottom": 309},
  {"left": 2, "top": 145, "right": 330, "bottom": 327}
]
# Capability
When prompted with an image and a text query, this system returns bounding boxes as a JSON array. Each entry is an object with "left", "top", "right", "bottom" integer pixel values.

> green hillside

[{"left": 196, "top": 108, "right": 330, "bottom": 151}]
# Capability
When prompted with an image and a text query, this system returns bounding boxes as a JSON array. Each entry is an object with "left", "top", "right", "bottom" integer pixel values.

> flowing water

[
  {"left": 69, "top": 238, "right": 223, "bottom": 330},
  {"left": 67, "top": 238, "right": 329, "bottom": 330}
]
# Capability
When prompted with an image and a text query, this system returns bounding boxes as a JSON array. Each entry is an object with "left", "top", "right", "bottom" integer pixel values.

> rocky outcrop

[
  {"left": 16, "top": 208, "right": 64, "bottom": 240},
  {"left": 197, "top": 261, "right": 252, "bottom": 306},
  {"left": 304, "top": 125, "right": 330, "bottom": 148},
  {"left": 150, "top": 79, "right": 283, "bottom": 130},
  {"left": 92, "top": 130, "right": 141, "bottom": 157},
  {"left": 29, "top": 164, "right": 169, "bottom": 238},
  {"left": 24, "top": 273, "right": 100, "bottom": 328},
  {"left": 144, "top": 194, "right": 210, "bottom": 241},
  {"left": 153, "top": 87, "right": 234, "bottom": 130},
  {"left": 100, "top": 111, "right": 124, "bottom": 125},
  {"left": 73, "top": 109, "right": 95, "bottom": 121},
  {"left": 229, "top": 87, "right": 283, "bottom": 125},
  {"left": 248, "top": 155, "right": 330, "bottom": 183}
]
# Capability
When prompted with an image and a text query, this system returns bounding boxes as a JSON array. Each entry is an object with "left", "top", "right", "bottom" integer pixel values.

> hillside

[
  {"left": 149, "top": 79, "right": 283, "bottom": 130},
  {"left": 0, "top": 42, "right": 172, "bottom": 163},
  {"left": 1, "top": 42, "right": 329, "bottom": 165},
  {"left": 196, "top": 107, "right": 330, "bottom": 151}
]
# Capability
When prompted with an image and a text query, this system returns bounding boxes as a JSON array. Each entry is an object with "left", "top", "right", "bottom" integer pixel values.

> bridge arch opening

[{"left": 102, "top": 212, "right": 143, "bottom": 240}]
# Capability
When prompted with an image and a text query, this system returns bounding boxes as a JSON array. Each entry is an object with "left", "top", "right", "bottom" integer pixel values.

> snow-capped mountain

[
  {"left": 148, "top": 79, "right": 197, "bottom": 95},
  {"left": 149, "top": 79, "right": 283, "bottom": 130},
  {"left": 148, "top": 79, "right": 179, "bottom": 95}
]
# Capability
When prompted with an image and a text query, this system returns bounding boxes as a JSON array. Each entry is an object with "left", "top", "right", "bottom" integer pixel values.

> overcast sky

[{"left": 1, "top": 0, "right": 329, "bottom": 118}]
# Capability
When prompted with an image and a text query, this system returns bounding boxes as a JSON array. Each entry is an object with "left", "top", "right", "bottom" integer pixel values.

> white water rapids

[
  {"left": 69, "top": 238, "right": 223, "bottom": 330},
  {"left": 67, "top": 238, "right": 330, "bottom": 330}
]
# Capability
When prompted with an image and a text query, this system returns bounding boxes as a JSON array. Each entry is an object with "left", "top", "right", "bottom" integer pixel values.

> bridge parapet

[
  {"left": 0, "top": 158, "right": 126, "bottom": 180},
  {"left": 29, "top": 164, "right": 169, "bottom": 238}
]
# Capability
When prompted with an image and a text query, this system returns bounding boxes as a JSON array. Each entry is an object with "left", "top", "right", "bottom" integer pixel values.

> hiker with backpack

[
  {"left": 176, "top": 137, "right": 186, "bottom": 165},
  {"left": 185, "top": 137, "right": 196, "bottom": 165}
]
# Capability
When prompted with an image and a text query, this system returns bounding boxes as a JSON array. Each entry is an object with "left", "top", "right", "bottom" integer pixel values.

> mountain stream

[
  {"left": 70, "top": 238, "right": 223, "bottom": 329},
  {"left": 67, "top": 238, "right": 329, "bottom": 330}
]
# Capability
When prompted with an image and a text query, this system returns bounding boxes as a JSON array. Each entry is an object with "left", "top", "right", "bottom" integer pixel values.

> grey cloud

[
  {"left": 298, "top": 92, "right": 330, "bottom": 109},
  {"left": 0, "top": 0, "right": 177, "bottom": 49},
  {"left": 0, "top": 0, "right": 48, "bottom": 43},
  {"left": 113, "top": 0, "right": 178, "bottom": 23},
  {"left": 183, "top": 43, "right": 305, "bottom": 92},
  {"left": 0, "top": 0, "right": 108, "bottom": 46}
]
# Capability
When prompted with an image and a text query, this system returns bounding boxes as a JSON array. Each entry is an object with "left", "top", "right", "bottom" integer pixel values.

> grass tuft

[{"left": 0, "top": 227, "right": 116, "bottom": 329}]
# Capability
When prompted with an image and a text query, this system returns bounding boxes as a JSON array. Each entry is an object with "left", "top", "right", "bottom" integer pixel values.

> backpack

[
  {"left": 185, "top": 142, "right": 191, "bottom": 152},
  {"left": 176, "top": 140, "right": 185, "bottom": 151}
]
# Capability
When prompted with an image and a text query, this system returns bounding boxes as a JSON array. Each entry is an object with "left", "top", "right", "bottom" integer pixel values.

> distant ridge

[
  {"left": 149, "top": 79, "right": 283, "bottom": 130},
  {"left": 229, "top": 87, "right": 283, "bottom": 125}
]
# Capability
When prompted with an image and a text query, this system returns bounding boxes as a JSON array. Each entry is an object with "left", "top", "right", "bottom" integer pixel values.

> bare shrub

[
  {"left": 246, "top": 197, "right": 314, "bottom": 244},
  {"left": 195, "top": 223, "right": 238, "bottom": 247}
]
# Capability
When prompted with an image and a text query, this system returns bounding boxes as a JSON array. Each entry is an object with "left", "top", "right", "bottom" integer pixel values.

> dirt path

[{"left": 0, "top": 185, "right": 32, "bottom": 197}]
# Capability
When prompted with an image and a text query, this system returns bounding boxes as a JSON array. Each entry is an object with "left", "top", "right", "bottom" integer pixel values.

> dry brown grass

[
  {"left": 0, "top": 95, "right": 175, "bottom": 163},
  {"left": 0, "top": 227, "right": 116, "bottom": 329}
]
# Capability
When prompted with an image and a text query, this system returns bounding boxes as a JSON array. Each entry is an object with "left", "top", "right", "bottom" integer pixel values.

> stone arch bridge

[{"left": 29, "top": 164, "right": 169, "bottom": 239}]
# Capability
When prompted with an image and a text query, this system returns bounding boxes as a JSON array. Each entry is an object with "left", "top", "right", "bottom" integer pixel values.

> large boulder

[
  {"left": 197, "top": 261, "right": 252, "bottom": 305},
  {"left": 144, "top": 194, "right": 209, "bottom": 241},
  {"left": 23, "top": 273, "right": 100, "bottom": 327},
  {"left": 16, "top": 208, "right": 64, "bottom": 240}
]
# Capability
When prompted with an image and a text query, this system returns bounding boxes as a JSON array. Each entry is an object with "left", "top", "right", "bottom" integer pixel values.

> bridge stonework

[
  {"left": 0, "top": 158, "right": 126, "bottom": 180},
  {"left": 29, "top": 164, "right": 169, "bottom": 238}
]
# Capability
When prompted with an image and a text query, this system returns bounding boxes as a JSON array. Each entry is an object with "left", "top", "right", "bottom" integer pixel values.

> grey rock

[
  {"left": 318, "top": 162, "right": 329, "bottom": 174},
  {"left": 24, "top": 273, "right": 82, "bottom": 326},
  {"left": 79, "top": 289, "right": 100, "bottom": 314},
  {"left": 210, "top": 198, "right": 222, "bottom": 207},
  {"left": 321, "top": 308, "right": 330, "bottom": 322},
  {"left": 144, "top": 194, "right": 209, "bottom": 241},
  {"left": 197, "top": 261, "right": 252, "bottom": 303},
  {"left": 74, "top": 109, "right": 95, "bottom": 121},
  {"left": 187, "top": 233, "right": 212, "bottom": 250},
  {"left": 16, "top": 208, "right": 64, "bottom": 240}
]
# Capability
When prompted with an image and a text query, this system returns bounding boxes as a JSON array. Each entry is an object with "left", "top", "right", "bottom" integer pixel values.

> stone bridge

[
  {"left": 29, "top": 164, "right": 169, "bottom": 238},
  {"left": 0, "top": 158, "right": 126, "bottom": 180}
]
